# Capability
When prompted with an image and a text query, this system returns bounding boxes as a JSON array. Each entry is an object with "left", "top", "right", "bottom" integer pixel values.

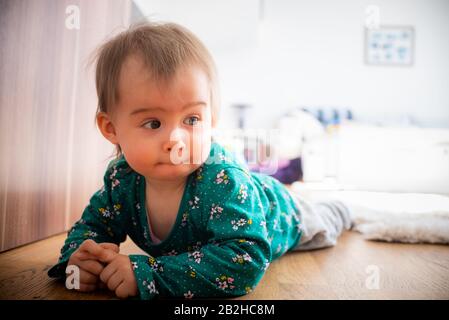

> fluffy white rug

[
  {"left": 331, "top": 191, "right": 449, "bottom": 244},
  {"left": 349, "top": 206, "right": 449, "bottom": 244},
  {"left": 291, "top": 186, "right": 449, "bottom": 244}
]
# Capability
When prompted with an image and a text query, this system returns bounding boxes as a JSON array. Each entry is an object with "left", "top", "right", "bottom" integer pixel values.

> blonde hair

[{"left": 93, "top": 22, "right": 220, "bottom": 158}]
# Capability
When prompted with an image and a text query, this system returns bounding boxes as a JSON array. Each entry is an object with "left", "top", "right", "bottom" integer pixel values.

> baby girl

[{"left": 48, "top": 22, "right": 352, "bottom": 299}]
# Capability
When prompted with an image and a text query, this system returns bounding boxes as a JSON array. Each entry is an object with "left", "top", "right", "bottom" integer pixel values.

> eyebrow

[{"left": 129, "top": 101, "right": 207, "bottom": 116}]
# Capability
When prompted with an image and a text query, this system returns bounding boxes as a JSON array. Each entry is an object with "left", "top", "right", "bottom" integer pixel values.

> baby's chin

[{"left": 147, "top": 162, "right": 202, "bottom": 180}]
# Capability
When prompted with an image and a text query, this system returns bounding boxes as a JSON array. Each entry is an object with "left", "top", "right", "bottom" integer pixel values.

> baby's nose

[
  {"left": 164, "top": 129, "right": 187, "bottom": 153},
  {"left": 164, "top": 140, "right": 184, "bottom": 153},
  {"left": 164, "top": 141, "right": 175, "bottom": 152}
]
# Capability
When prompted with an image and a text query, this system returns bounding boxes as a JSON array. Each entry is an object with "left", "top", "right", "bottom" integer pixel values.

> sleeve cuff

[
  {"left": 129, "top": 254, "right": 158, "bottom": 300},
  {"left": 47, "top": 259, "right": 69, "bottom": 279},
  {"left": 47, "top": 247, "right": 78, "bottom": 279}
]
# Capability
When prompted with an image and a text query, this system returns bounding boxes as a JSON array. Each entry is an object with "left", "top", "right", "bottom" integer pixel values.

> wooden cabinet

[{"left": 0, "top": 0, "right": 131, "bottom": 251}]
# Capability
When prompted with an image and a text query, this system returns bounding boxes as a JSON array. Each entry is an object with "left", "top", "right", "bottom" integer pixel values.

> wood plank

[{"left": 0, "top": 231, "right": 448, "bottom": 300}]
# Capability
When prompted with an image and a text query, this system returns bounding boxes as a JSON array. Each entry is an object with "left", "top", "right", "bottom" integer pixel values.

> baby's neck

[{"left": 145, "top": 176, "right": 187, "bottom": 195}]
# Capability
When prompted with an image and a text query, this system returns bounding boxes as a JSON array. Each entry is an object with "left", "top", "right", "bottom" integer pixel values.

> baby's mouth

[{"left": 158, "top": 160, "right": 182, "bottom": 166}]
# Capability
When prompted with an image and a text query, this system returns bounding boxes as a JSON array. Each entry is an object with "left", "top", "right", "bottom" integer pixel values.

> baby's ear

[{"left": 96, "top": 112, "right": 119, "bottom": 145}]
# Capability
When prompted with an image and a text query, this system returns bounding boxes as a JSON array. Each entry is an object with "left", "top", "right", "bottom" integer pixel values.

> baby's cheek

[{"left": 122, "top": 147, "right": 155, "bottom": 176}]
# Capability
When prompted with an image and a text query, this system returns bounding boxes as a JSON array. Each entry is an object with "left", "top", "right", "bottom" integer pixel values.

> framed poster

[{"left": 365, "top": 26, "right": 414, "bottom": 66}]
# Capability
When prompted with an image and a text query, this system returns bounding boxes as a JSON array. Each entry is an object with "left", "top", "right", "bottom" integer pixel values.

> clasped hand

[{"left": 67, "top": 239, "right": 138, "bottom": 299}]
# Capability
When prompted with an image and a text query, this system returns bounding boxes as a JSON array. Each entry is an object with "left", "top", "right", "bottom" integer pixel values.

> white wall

[{"left": 133, "top": 0, "right": 449, "bottom": 130}]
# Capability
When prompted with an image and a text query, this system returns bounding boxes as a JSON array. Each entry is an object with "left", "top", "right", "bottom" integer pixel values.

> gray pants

[{"left": 291, "top": 196, "right": 352, "bottom": 251}]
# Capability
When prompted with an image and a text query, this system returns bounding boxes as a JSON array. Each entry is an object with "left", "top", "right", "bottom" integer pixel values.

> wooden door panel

[{"left": 0, "top": 0, "right": 131, "bottom": 252}]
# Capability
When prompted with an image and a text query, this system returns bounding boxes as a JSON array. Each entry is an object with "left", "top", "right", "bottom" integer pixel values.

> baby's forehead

[{"left": 116, "top": 56, "right": 211, "bottom": 111}]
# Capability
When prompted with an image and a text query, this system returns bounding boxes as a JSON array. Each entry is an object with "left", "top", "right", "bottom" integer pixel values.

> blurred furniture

[{"left": 302, "top": 123, "right": 449, "bottom": 195}]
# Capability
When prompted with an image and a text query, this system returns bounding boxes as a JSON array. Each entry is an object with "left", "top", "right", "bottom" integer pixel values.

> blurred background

[{"left": 1, "top": 0, "right": 448, "bottom": 251}]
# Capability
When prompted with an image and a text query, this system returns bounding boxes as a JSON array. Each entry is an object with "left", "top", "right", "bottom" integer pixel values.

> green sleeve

[
  {"left": 47, "top": 161, "right": 128, "bottom": 278},
  {"left": 129, "top": 166, "right": 272, "bottom": 299}
]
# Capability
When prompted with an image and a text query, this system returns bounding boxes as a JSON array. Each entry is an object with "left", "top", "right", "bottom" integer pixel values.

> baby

[{"left": 48, "top": 22, "right": 352, "bottom": 299}]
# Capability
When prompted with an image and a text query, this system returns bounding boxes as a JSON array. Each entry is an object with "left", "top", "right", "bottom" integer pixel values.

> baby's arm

[
  {"left": 48, "top": 163, "right": 127, "bottom": 281},
  {"left": 128, "top": 238, "right": 270, "bottom": 299}
]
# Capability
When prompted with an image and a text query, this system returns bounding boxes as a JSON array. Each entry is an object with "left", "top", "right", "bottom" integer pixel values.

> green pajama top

[{"left": 48, "top": 142, "right": 303, "bottom": 299}]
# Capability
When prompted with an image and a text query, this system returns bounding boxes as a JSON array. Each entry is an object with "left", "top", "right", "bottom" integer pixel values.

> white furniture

[{"left": 301, "top": 123, "right": 449, "bottom": 195}]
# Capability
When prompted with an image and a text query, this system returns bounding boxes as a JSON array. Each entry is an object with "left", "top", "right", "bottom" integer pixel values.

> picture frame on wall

[{"left": 365, "top": 26, "right": 414, "bottom": 66}]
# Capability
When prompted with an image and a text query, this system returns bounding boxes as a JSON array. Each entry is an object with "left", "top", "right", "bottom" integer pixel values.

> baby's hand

[
  {"left": 67, "top": 239, "right": 119, "bottom": 292},
  {"left": 99, "top": 254, "right": 138, "bottom": 299}
]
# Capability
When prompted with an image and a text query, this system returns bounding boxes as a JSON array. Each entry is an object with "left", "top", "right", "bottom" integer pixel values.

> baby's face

[{"left": 110, "top": 55, "right": 212, "bottom": 181}]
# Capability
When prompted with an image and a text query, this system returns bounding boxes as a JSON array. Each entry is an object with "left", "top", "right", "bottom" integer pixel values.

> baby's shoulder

[
  {"left": 196, "top": 143, "right": 247, "bottom": 180},
  {"left": 196, "top": 161, "right": 255, "bottom": 195}
]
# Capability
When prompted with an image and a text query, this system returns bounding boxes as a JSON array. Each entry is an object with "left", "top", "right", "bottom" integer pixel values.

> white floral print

[
  {"left": 189, "top": 196, "right": 200, "bottom": 209},
  {"left": 232, "top": 253, "right": 252, "bottom": 264},
  {"left": 143, "top": 280, "right": 158, "bottom": 294},
  {"left": 237, "top": 184, "right": 248, "bottom": 203},
  {"left": 215, "top": 169, "right": 229, "bottom": 184},
  {"left": 209, "top": 204, "right": 223, "bottom": 220},
  {"left": 188, "top": 250, "right": 204, "bottom": 264},
  {"left": 231, "top": 218, "right": 252, "bottom": 231}
]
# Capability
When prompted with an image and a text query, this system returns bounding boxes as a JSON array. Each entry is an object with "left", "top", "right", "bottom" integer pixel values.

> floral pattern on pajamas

[{"left": 48, "top": 142, "right": 303, "bottom": 299}]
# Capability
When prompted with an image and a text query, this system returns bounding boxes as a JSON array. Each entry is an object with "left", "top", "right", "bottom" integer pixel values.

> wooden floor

[{"left": 0, "top": 231, "right": 448, "bottom": 300}]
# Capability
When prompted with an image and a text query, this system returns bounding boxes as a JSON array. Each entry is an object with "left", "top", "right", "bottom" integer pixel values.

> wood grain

[
  {"left": 0, "top": 231, "right": 448, "bottom": 299},
  {"left": 0, "top": 0, "right": 131, "bottom": 252}
]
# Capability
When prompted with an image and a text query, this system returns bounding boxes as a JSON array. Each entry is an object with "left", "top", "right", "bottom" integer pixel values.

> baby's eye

[
  {"left": 184, "top": 116, "right": 199, "bottom": 126},
  {"left": 143, "top": 120, "right": 161, "bottom": 129}
]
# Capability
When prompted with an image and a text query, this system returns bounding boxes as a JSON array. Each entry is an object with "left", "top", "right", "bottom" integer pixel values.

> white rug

[{"left": 291, "top": 186, "right": 449, "bottom": 244}]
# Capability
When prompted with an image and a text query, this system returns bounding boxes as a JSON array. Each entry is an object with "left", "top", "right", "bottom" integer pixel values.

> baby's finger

[
  {"left": 99, "top": 260, "right": 118, "bottom": 284},
  {"left": 79, "top": 239, "right": 103, "bottom": 257},
  {"left": 115, "top": 282, "right": 130, "bottom": 299},
  {"left": 99, "top": 243, "right": 120, "bottom": 253},
  {"left": 106, "top": 272, "right": 123, "bottom": 291},
  {"left": 76, "top": 251, "right": 100, "bottom": 261},
  {"left": 78, "top": 259, "right": 104, "bottom": 275},
  {"left": 77, "top": 283, "right": 97, "bottom": 292},
  {"left": 79, "top": 268, "right": 98, "bottom": 284},
  {"left": 96, "top": 248, "right": 118, "bottom": 264}
]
